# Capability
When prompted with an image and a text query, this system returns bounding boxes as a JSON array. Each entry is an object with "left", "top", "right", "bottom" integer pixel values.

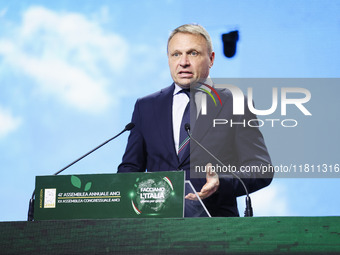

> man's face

[{"left": 168, "top": 32, "right": 215, "bottom": 89}]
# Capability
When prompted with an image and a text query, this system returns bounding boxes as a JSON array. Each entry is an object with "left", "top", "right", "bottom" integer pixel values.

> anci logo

[{"left": 199, "top": 83, "right": 312, "bottom": 128}]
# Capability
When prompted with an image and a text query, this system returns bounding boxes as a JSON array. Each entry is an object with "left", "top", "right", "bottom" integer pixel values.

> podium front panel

[{"left": 34, "top": 171, "right": 185, "bottom": 220}]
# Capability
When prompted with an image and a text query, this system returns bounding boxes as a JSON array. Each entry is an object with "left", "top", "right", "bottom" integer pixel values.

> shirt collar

[
  {"left": 173, "top": 83, "right": 183, "bottom": 95},
  {"left": 173, "top": 77, "right": 214, "bottom": 95}
]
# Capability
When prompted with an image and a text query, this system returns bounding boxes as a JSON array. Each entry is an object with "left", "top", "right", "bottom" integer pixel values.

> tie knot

[{"left": 180, "top": 89, "right": 191, "bottom": 98}]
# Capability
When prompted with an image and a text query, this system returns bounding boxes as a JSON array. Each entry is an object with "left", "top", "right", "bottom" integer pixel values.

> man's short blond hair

[{"left": 167, "top": 24, "right": 213, "bottom": 54}]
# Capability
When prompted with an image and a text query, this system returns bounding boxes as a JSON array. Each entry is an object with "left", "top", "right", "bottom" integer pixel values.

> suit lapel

[
  {"left": 153, "top": 84, "right": 179, "bottom": 164},
  {"left": 191, "top": 88, "right": 228, "bottom": 153}
]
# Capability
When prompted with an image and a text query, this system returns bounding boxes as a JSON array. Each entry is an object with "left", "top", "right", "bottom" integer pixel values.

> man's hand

[{"left": 185, "top": 163, "right": 219, "bottom": 200}]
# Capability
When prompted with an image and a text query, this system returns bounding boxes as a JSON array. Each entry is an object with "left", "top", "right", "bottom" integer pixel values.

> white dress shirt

[
  {"left": 172, "top": 84, "right": 189, "bottom": 154},
  {"left": 172, "top": 80, "right": 212, "bottom": 154}
]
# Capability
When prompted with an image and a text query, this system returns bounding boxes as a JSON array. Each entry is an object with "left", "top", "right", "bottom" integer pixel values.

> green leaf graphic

[
  {"left": 84, "top": 182, "right": 92, "bottom": 191},
  {"left": 71, "top": 175, "right": 81, "bottom": 189}
]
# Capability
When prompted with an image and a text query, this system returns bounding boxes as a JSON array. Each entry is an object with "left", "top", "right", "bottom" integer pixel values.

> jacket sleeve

[
  {"left": 230, "top": 98, "right": 274, "bottom": 196},
  {"left": 117, "top": 99, "right": 147, "bottom": 173}
]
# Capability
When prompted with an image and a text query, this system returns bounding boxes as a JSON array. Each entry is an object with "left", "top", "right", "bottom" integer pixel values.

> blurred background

[{"left": 0, "top": 0, "right": 339, "bottom": 221}]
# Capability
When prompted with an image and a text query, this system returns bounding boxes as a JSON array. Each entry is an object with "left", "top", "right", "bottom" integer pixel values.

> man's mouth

[{"left": 178, "top": 71, "right": 193, "bottom": 78}]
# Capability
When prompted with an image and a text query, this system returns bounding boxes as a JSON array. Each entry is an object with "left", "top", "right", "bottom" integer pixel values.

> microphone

[
  {"left": 27, "top": 122, "right": 135, "bottom": 221},
  {"left": 184, "top": 123, "right": 253, "bottom": 217}
]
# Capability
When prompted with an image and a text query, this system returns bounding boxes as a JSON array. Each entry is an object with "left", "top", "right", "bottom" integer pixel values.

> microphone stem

[
  {"left": 28, "top": 123, "right": 134, "bottom": 221},
  {"left": 53, "top": 128, "right": 127, "bottom": 176}
]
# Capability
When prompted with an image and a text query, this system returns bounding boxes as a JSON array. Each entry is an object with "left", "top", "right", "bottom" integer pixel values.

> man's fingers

[
  {"left": 206, "top": 163, "right": 213, "bottom": 175},
  {"left": 185, "top": 185, "right": 218, "bottom": 201},
  {"left": 201, "top": 182, "right": 215, "bottom": 193},
  {"left": 185, "top": 163, "right": 220, "bottom": 201},
  {"left": 200, "top": 186, "right": 218, "bottom": 199},
  {"left": 185, "top": 190, "right": 212, "bottom": 201},
  {"left": 185, "top": 193, "right": 198, "bottom": 201}
]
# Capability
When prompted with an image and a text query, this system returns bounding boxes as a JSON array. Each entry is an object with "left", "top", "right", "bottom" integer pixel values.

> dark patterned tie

[{"left": 178, "top": 89, "right": 191, "bottom": 161}]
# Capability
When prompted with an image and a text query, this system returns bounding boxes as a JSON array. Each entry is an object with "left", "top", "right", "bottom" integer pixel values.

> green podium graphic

[{"left": 34, "top": 171, "right": 185, "bottom": 220}]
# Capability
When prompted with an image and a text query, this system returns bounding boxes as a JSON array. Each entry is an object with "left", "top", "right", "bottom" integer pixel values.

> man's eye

[
  {"left": 190, "top": 51, "right": 198, "bottom": 56},
  {"left": 172, "top": 52, "right": 180, "bottom": 57}
]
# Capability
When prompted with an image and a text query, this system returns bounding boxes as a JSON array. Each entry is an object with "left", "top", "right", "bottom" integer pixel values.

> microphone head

[
  {"left": 125, "top": 122, "right": 135, "bottom": 131},
  {"left": 184, "top": 123, "right": 190, "bottom": 131}
]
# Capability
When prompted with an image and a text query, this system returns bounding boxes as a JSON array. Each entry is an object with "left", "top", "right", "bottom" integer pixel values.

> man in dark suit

[{"left": 118, "top": 24, "right": 273, "bottom": 217}]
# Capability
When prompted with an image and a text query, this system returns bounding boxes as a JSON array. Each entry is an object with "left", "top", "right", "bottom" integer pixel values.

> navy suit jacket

[{"left": 118, "top": 83, "right": 273, "bottom": 217}]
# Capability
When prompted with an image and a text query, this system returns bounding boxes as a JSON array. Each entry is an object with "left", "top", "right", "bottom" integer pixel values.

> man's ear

[{"left": 209, "top": 51, "right": 215, "bottom": 68}]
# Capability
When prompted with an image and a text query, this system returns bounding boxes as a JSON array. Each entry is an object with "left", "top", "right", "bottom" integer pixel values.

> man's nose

[{"left": 179, "top": 54, "right": 190, "bottom": 66}]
